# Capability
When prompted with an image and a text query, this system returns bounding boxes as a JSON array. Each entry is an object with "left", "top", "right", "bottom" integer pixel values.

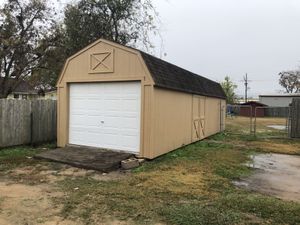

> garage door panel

[
  {"left": 71, "top": 99, "right": 89, "bottom": 109},
  {"left": 104, "top": 111, "right": 138, "bottom": 117},
  {"left": 101, "top": 127, "right": 119, "bottom": 134},
  {"left": 70, "top": 115, "right": 87, "bottom": 126},
  {"left": 86, "top": 100, "right": 104, "bottom": 110},
  {"left": 86, "top": 133, "right": 103, "bottom": 143},
  {"left": 103, "top": 118, "right": 120, "bottom": 128},
  {"left": 119, "top": 136, "right": 139, "bottom": 149},
  {"left": 104, "top": 100, "right": 122, "bottom": 111},
  {"left": 122, "top": 99, "right": 140, "bottom": 112},
  {"left": 103, "top": 116, "right": 139, "bottom": 129},
  {"left": 87, "top": 116, "right": 104, "bottom": 127},
  {"left": 69, "top": 82, "right": 141, "bottom": 153},
  {"left": 120, "top": 118, "right": 140, "bottom": 129},
  {"left": 70, "top": 114, "right": 104, "bottom": 126},
  {"left": 119, "top": 129, "right": 139, "bottom": 136}
]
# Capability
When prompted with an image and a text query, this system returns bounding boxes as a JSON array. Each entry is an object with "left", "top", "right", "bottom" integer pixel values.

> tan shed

[{"left": 56, "top": 39, "right": 226, "bottom": 159}]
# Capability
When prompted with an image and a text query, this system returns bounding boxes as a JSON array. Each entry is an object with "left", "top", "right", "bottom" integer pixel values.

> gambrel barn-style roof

[
  {"left": 140, "top": 52, "right": 226, "bottom": 99},
  {"left": 56, "top": 39, "right": 227, "bottom": 159}
]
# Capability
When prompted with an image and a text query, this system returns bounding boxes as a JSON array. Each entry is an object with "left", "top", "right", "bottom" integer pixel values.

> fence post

[
  {"left": 290, "top": 99, "right": 300, "bottom": 138},
  {"left": 250, "top": 106, "right": 253, "bottom": 134},
  {"left": 254, "top": 107, "right": 257, "bottom": 136},
  {"left": 0, "top": 99, "right": 57, "bottom": 148},
  {"left": 0, "top": 100, "right": 2, "bottom": 147},
  {"left": 30, "top": 111, "right": 33, "bottom": 145}
]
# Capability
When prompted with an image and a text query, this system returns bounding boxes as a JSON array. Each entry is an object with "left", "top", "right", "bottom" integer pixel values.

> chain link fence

[{"left": 226, "top": 104, "right": 290, "bottom": 138}]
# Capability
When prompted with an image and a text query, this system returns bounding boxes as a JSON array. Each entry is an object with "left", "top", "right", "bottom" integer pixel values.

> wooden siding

[
  {"left": 204, "top": 97, "right": 223, "bottom": 137},
  {"left": 147, "top": 88, "right": 226, "bottom": 159},
  {"left": 0, "top": 99, "right": 56, "bottom": 147},
  {"left": 150, "top": 88, "right": 193, "bottom": 158},
  {"left": 56, "top": 40, "right": 154, "bottom": 150},
  {"left": 56, "top": 39, "right": 226, "bottom": 159}
]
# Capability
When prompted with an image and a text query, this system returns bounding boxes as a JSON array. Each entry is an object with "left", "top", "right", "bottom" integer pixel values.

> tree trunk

[{"left": 0, "top": 78, "right": 11, "bottom": 98}]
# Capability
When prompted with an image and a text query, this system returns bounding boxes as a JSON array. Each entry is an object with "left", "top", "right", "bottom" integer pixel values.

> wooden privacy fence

[
  {"left": 290, "top": 99, "right": 300, "bottom": 138},
  {"left": 0, "top": 99, "right": 57, "bottom": 148},
  {"left": 264, "top": 107, "right": 289, "bottom": 118}
]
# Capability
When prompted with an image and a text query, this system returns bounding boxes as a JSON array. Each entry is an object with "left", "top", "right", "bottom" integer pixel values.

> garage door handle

[{"left": 101, "top": 121, "right": 104, "bottom": 124}]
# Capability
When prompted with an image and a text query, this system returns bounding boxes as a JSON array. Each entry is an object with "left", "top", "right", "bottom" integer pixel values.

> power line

[{"left": 243, "top": 73, "right": 251, "bottom": 102}]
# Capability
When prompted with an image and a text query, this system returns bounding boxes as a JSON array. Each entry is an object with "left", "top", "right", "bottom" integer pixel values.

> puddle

[
  {"left": 267, "top": 125, "right": 286, "bottom": 130},
  {"left": 232, "top": 180, "right": 249, "bottom": 187},
  {"left": 234, "top": 153, "right": 300, "bottom": 202}
]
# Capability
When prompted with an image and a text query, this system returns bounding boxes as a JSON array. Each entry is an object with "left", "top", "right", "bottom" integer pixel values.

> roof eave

[{"left": 154, "top": 84, "right": 226, "bottom": 99}]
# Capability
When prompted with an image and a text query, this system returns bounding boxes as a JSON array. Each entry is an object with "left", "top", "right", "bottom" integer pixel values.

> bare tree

[
  {"left": 0, "top": 0, "right": 57, "bottom": 98},
  {"left": 63, "top": 0, "right": 160, "bottom": 55},
  {"left": 278, "top": 70, "right": 300, "bottom": 93}
]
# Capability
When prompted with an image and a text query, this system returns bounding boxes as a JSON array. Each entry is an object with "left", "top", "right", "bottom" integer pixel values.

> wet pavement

[{"left": 234, "top": 153, "right": 300, "bottom": 202}]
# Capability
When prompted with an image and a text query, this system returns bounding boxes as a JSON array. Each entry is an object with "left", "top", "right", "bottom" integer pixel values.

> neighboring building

[
  {"left": 239, "top": 101, "right": 267, "bottom": 117},
  {"left": 0, "top": 78, "right": 38, "bottom": 100},
  {"left": 44, "top": 89, "right": 57, "bottom": 100},
  {"left": 236, "top": 97, "right": 259, "bottom": 104},
  {"left": 56, "top": 39, "right": 226, "bottom": 159},
  {"left": 259, "top": 94, "right": 300, "bottom": 107}
]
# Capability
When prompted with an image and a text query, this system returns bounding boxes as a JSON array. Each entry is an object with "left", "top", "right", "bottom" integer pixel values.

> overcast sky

[
  {"left": 2, "top": 0, "right": 300, "bottom": 97},
  {"left": 152, "top": 0, "right": 300, "bottom": 97}
]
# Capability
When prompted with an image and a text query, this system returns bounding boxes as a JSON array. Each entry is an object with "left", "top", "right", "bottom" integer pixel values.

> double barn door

[{"left": 192, "top": 96, "right": 206, "bottom": 142}]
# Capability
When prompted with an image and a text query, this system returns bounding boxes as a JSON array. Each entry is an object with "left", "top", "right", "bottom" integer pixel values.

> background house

[
  {"left": 0, "top": 78, "right": 38, "bottom": 100},
  {"left": 43, "top": 89, "right": 57, "bottom": 100},
  {"left": 259, "top": 94, "right": 300, "bottom": 107},
  {"left": 239, "top": 101, "right": 266, "bottom": 117}
]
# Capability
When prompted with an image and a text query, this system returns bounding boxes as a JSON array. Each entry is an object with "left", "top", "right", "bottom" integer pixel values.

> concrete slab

[{"left": 34, "top": 146, "right": 133, "bottom": 172}]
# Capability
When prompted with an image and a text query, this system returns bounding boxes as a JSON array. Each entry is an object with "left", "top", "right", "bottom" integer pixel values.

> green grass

[
  {"left": 57, "top": 134, "right": 300, "bottom": 225},
  {"left": 162, "top": 192, "right": 300, "bottom": 225},
  {"left": 0, "top": 143, "right": 56, "bottom": 171},
  {"left": 1, "top": 130, "right": 299, "bottom": 224},
  {"left": 161, "top": 203, "right": 242, "bottom": 225},
  {"left": 0, "top": 197, "right": 4, "bottom": 214}
]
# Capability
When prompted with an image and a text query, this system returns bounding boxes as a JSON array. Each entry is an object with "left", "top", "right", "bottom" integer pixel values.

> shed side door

[
  {"left": 199, "top": 97, "right": 206, "bottom": 139},
  {"left": 192, "top": 96, "right": 206, "bottom": 142},
  {"left": 192, "top": 96, "right": 201, "bottom": 142}
]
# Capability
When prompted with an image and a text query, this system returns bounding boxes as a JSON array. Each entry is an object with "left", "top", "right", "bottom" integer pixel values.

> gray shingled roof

[{"left": 140, "top": 52, "right": 226, "bottom": 99}]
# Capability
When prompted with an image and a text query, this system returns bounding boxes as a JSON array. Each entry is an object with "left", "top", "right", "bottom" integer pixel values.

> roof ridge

[
  {"left": 96, "top": 39, "right": 226, "bottom": 99},
  {"left": 139, "top": 51, "right": 220, "bottom": 85},
  {"left": 139, "top": 51, "right": 226, "bottom": 99}
]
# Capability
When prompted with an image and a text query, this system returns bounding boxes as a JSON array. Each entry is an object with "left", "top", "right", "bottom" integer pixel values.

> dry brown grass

[
  {"left": 249, "top": 141, "right": 300, "bottom": 155},
  {"left": 135, "top": 163, "right": 207, "bottom": 196},
  {"left": 226, "top": 116, "right": 287, "bottom": 133},
  {"left": 1, "top": 125, "right": 300, "bottom": 224},
  {"left": 225, "top": 116, "right": 300, "bottom": 155}
]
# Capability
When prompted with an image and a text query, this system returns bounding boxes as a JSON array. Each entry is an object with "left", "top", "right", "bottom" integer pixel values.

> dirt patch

[
  {"left": 4, "top": 163, "right": 129, "bottom": 185},
  {"left": 234, "top": 153, "right": 300, "bottom": 202},
  {"left": 0, "top": 161, "right": 130, "bottom": 225},
  {"left": 0, "top": 182, "right": 82, "bottom": 225}
]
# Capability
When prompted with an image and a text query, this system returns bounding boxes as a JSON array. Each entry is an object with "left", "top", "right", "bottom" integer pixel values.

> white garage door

[{"left": 69, "top": 82, "right": 141, "bottom": 153}]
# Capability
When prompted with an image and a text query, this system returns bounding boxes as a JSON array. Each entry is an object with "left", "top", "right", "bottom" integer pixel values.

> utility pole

[{"left": 243, "top": 73, "right": 248, "bottom": 103}]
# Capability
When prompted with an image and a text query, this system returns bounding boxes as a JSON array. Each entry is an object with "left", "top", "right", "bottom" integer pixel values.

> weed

[
  {"left": 0, "top": 144, "right": 54, "bottom": 171},
  {"left": 1, "top": 119, "right": 300, "bottom": 224},
  {"left": 57, "top": 136, "right": 300, "bottom": 224}
]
